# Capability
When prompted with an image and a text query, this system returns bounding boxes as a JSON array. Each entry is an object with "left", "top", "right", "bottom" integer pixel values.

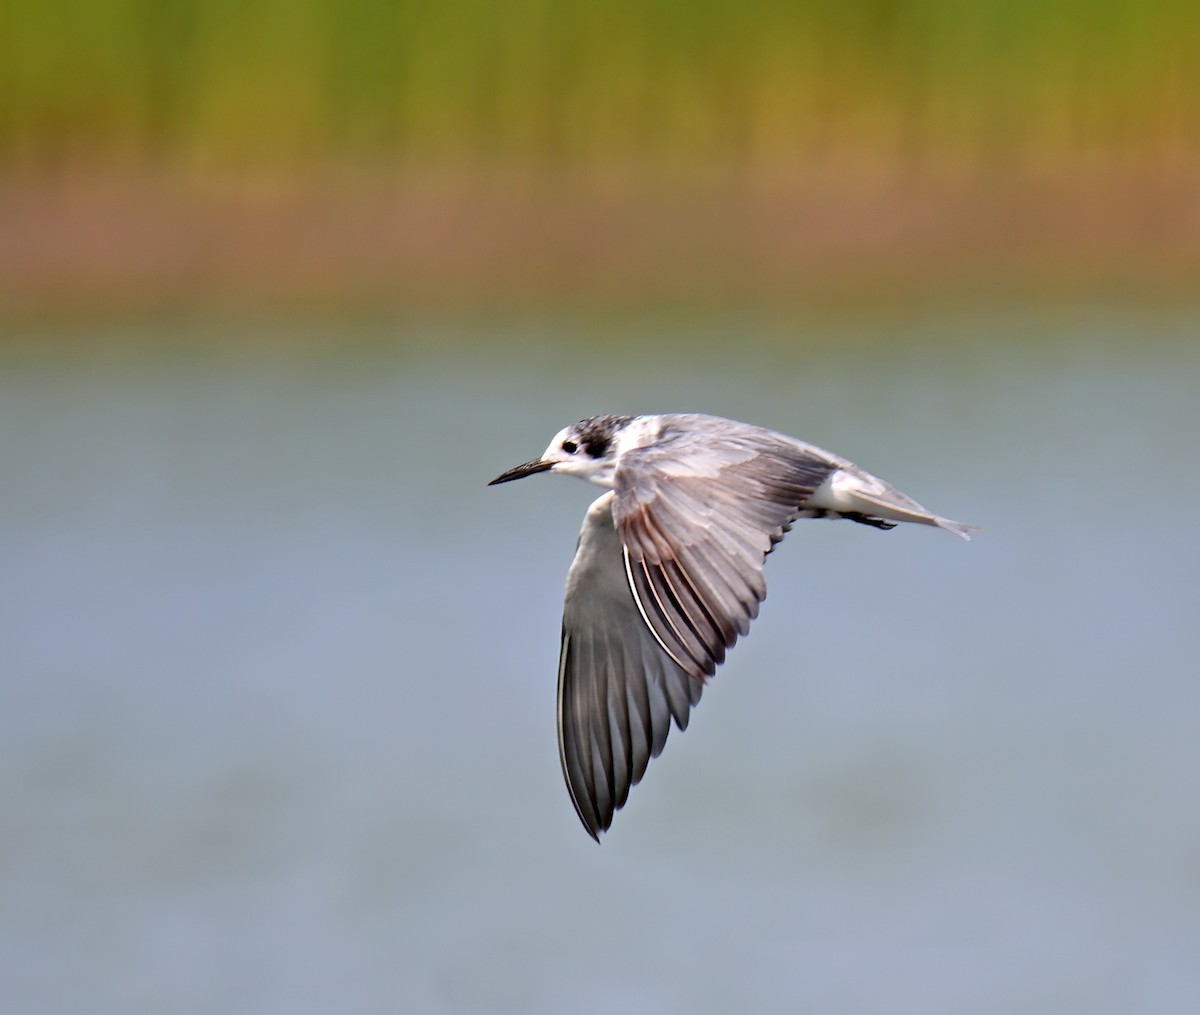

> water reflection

[{"left": 2, "top": 310, "right": 1198, "bottom": 1013}]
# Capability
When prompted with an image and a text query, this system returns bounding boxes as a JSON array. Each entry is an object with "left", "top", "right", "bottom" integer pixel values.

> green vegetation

[{"left": 1, "top": 0, "right": 1195, "bottom": 170}]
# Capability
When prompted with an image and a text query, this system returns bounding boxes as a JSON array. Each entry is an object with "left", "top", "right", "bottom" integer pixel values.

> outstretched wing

[
  {"left": 557, "top": 418, "right": 841, "bottom": 839},
  {"left": 558, "top": 492, "right": 702, "bottom": 840},
  {"left": 611, "top": 415, "right": 838, "bottom": 681}
]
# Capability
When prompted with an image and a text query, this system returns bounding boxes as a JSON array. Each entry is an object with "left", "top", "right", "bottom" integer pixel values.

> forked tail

[{"left": 809, "top": 468, "right": 978, "bottom": 541}]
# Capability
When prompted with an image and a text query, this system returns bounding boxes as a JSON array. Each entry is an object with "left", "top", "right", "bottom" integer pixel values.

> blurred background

[{"left": 3, "top": 3, "right": 1198, "bottom": 1013}]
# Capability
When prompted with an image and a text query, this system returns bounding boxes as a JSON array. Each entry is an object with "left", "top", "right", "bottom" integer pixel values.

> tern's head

[{"left": 488, "top": 415, "right": 634, "bottom": 488}]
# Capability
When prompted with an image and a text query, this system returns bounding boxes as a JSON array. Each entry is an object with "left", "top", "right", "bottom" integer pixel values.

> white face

[{"left": 541, "top": 426, "right": 618, "bottom": 487}]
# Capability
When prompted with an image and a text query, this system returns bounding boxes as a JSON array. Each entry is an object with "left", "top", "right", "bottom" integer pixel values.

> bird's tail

[
  {"left": 929, "top": 516, "right": 978, "bottom": 542},
  {"left": 812, "top": 469, "right": 978, "bottom": 541}
]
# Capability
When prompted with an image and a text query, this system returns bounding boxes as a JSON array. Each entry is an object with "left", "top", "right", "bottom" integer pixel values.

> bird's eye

[{"left": 561, "top": 440, "right": 578, "bottom": 454}]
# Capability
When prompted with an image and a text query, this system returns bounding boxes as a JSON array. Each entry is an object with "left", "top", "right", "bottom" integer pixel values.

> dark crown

[{"left": 573, "top": 414, "right": 633, "bottom": 458}]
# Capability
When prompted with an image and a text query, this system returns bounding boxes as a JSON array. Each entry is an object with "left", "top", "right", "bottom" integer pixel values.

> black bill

[{"left": 488, "top": 458, "right": 555, "bottom": 485}]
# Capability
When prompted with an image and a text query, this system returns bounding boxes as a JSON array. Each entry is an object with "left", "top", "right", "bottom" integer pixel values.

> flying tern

[{"left": 489, "top": 413, "right": 973, "bottom": 840}]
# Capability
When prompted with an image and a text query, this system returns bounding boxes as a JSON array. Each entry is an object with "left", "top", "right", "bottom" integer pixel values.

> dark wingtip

[{"left": 572, "top": 797, "right": 605, "bottom": 842}]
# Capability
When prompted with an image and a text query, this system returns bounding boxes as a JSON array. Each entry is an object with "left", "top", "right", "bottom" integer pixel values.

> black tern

[{"left": 489, "top": 413, "right": 974, "bottom": 840}]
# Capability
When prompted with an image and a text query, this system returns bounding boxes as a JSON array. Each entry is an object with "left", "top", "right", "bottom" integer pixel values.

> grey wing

[
  {"left": 612, "top": 416, "right": 839, "bottom": 680},
  {"left": 558, "top": 492, "right": 702, "bottom": 840}
]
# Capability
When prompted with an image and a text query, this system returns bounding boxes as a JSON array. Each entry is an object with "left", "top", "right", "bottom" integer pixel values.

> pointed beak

[{"left": 488, "top": 458, "right": 555, "bottom": 486}]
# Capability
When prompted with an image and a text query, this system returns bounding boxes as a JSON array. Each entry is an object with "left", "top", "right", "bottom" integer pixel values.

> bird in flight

[{"left": 489, "top": 413, "right": 974, "bottom": 840}]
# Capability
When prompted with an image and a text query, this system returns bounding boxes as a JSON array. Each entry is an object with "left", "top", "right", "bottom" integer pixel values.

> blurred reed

[{"left": 1, "top": 0, "right": 1196, "bottom": 175}]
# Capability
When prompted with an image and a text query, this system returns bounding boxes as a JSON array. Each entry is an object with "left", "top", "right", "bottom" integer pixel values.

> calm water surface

[{"left": 2, "top": 310, "right": 1198, "bottom": 1013}]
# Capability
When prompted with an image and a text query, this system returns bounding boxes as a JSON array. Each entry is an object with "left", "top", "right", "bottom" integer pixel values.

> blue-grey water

[{"left": 3, "top": 309, "right": 1198, "bottom": 1014}]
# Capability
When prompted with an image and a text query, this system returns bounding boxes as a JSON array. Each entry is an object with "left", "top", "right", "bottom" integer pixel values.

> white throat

[{"left": 555, "top": 454, "right": 618, "bottom": 488}]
